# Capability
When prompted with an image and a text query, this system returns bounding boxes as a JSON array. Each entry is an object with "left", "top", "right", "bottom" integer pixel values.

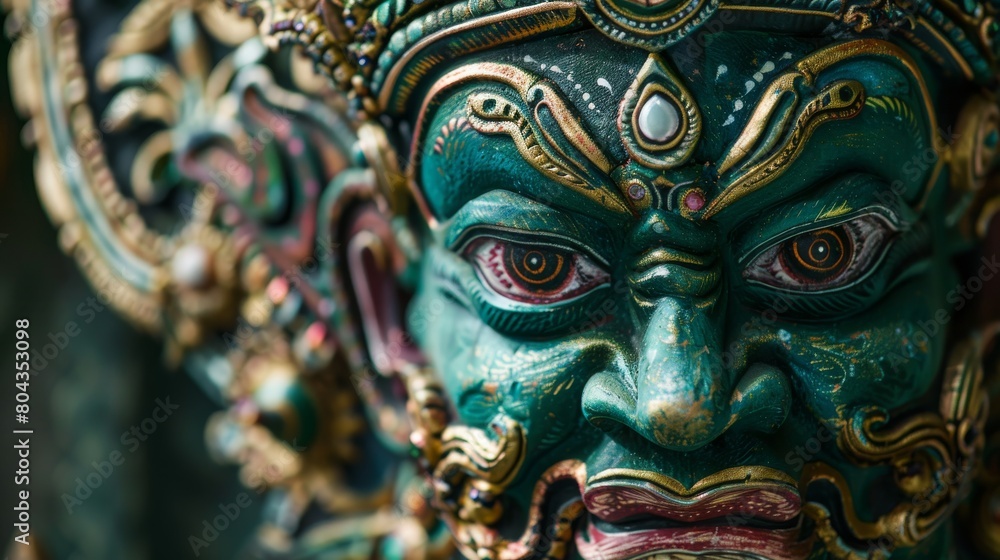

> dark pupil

[
  {"left": 505, "top": 245, "right": 570, "bottom": 292},
  {"left": 785, "top": 227, "right": 852, "bottom": 280}
]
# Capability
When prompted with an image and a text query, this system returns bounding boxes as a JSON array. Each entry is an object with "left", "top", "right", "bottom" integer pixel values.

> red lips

[
  {"left": 583, "top": 480, "right": 801, "bottom": 524},
  {"left": 574, "top": 474, "right": 811, "bottom": 560}
]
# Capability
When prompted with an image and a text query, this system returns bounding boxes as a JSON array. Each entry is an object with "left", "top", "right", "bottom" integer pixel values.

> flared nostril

[
  {"left": 581, "top": 371, "right": 637, "bottom": 435},
  {"left": 727, "top": 363, "right": 793, "bottom": 435}
]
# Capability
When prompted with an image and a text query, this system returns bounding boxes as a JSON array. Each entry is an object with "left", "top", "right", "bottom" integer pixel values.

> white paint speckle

[
  {"left": 550, "top": 65, "right": 563, "bottom": 73},
  {"left": 582, "top": 92, "right": 591, "bottom": 101},
  {"left": 588, "top": 103, "right": 596, "bottom": 110},
  {"left": 575, "top": 84, "right": 582, "bottom": 90},
  {"left": 781, "top": 52, "right": 792, "bottom": 60},
  {"left": 524, "top": 55, "right": 536, "bottom": 63},
  {"left": 597, "top": 78, "right": 613, "bottom": 93},
  {"left": 716, "top": 64, "right": 728, "bottom": 80},
  {"left": 723, "top": 58, "right": 778, "bottom": 129}
]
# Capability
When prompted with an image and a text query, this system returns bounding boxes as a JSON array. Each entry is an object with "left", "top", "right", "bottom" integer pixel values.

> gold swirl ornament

[
  {"left": 402, "top": 364, "right": 536, "bottom": 559},
  {"left": 801, "top": 331, "right": 990, "bottom": 559}
]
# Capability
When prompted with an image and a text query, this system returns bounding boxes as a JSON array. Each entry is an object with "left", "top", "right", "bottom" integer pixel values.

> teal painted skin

[{"left": 396, "top": 28, "right": 978, "bottom": 559}]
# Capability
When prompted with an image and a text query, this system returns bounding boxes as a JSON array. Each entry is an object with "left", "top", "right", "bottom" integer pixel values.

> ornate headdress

[{"left": 227, "top": 0, "right": 1000, "bottom": 119}]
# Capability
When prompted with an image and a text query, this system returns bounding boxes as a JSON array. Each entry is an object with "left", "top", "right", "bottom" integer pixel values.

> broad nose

[
  {"left": 584, "top": 298, "right": 727, "bottom": 449},
  {"left": 582, "top": 210, "right": 791, "bottom": 451},
  {"left": 582, "top": 292, "right": 792, "bottom": 451}
]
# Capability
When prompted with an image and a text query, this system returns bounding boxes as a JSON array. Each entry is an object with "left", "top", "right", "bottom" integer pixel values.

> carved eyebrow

[
  {"left": 409, "top": 62, "right": 630, "bottom": 227},
  {"left": 702, "top": 39, "right": 941, "bottom": 220},
  {"left": 445, "top": 190, "right": 614, "bottom": 265}
]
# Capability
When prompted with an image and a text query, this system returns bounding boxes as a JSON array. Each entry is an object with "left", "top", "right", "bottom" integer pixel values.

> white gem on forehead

[{"left": 637, "top": 93, "right": 680, "bottom": 143}]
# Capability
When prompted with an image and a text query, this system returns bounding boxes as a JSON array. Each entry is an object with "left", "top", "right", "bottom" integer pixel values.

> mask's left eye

[
  {"left": 742, "top": 213, "right": 898, "bottom": 292},
  {"left": 464, "top": 237, "right": 610, "bottom": 304}
]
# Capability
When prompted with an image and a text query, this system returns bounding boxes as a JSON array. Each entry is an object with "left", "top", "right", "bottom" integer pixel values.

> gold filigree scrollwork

[
  {"left": 948, "top": 93, "right": 1000, "bottom": 238},
  {"left": 840, "top": 0, "right": 916, "bottom": 33},
  {"left": 707, "top": 79, "right": 866, "bottom": 218},
  {"left": 580, "top": 0, "right": 718, "bottom": 52},
  {"left": 402, "top": 364, "right": 526, "bottom": 557},
  {"left": 403, "top": 361, "right": 586, "bottom": 560},
  {"left": 409, "top": 62, "right": 628, "bottom": 226},
  {"left": 402, "top": 364, "right": 527, "bottom": 558},
  {"left": 466, "top": 92, "right": 592, "bottom": 191},
  {"left": 706, "top": 39, "right": 941, "bottom": 219},
  {"left": 952, "top": 93, "right": 1000, "bottom": 195},
  {"left": 802, "top": 334, "right": 989, "bottom": 559},
  {"left": 461, "top": 77, "right": 618, "bottom": 208},
  {"left": 459, "top": 458, "right": 586, "bottom": 560},
  {"left": 437, "top": 416, "right": 526, "bottom": 527}
]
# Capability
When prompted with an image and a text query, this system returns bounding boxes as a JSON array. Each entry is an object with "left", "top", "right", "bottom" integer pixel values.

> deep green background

[{"left": 0, "top": 29, "right": 259, "bottom": 560}]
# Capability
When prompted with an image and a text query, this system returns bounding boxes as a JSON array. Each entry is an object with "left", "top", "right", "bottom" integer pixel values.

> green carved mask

[
  {"left": 10, "top": 0, "right": 1000, "bottom": 558},
  {"left": 390, "top": 22, "right": 992, "bottom": 560}
]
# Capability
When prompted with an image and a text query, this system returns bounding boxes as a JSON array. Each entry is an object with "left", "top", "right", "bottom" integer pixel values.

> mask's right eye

[{"left": 464, "top": 237, "right": 609, "bottom": 305}]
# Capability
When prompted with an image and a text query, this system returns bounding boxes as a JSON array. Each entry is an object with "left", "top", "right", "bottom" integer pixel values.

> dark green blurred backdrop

[{"left": 0, "top": 28, "right": 258, "bottom": 560}]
